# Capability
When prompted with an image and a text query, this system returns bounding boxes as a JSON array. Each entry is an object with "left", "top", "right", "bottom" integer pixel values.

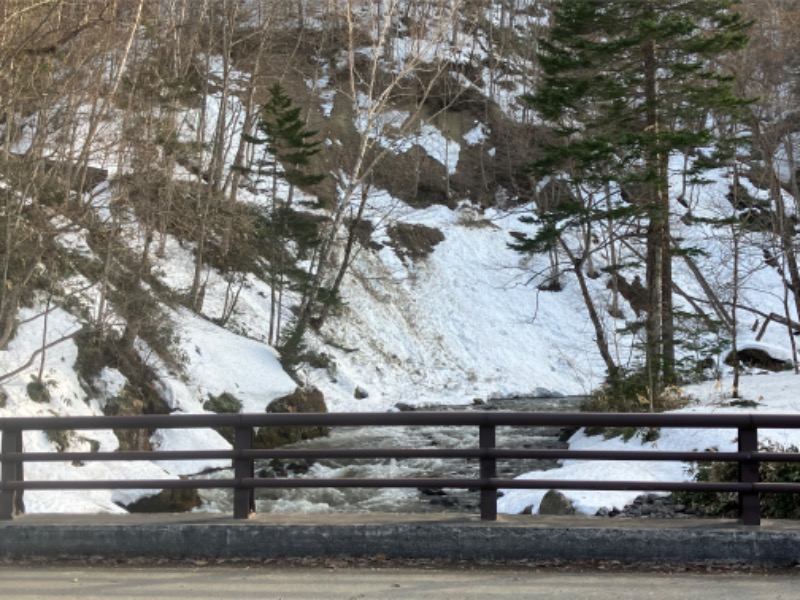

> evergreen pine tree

[
  {"left": 243, "top": 82, "right": 325, "bottom": 346},
  {"left": 520, "top": 0, "right": 751, "bottom": 397},
  {"left": 244, "top": 81, "right": 325, "bottom": 202}
]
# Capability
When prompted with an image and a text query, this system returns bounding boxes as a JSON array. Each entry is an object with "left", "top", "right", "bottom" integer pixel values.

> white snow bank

[
  {"left": 172, "top": 308, "right": 297, "bottom": 413},
  {"left": 499, "top": 370, "right": 800, "bottom": 516}
]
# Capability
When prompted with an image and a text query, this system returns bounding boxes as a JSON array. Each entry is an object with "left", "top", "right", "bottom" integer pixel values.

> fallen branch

[
  {"left": 755, "top": 312, "right": 800, "bottom": 342},
  {"left": 0, "top": 330, "right": 80, "bottom": 385}
]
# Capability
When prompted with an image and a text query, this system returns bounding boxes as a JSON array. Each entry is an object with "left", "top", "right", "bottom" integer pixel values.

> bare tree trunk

[
  {"left": 641, "top": 11, "right": 671, "bottom": 399},
  {"left": 765, "top": 136, "right": 800, "bottom": 326},
  {"left": 782, "top": 137, "right": 800, "bottom": 371},
  {"left": 316, "top": 183, "right": 370, "bottom": 325},
  {"left": 604, "top": 182, "right": 622, "bottom": 317},
  {"left": 659, "top": 153, "right": 675, "bottom": 384},
  {"left": 560, "top": 239, "right": 618, "bottom": 379},
  {"left": 678, "top": 249, "right": 734, "bottom": 332},
  {"left": 730, "top": 168, "right": 741, "bottom": 398}
]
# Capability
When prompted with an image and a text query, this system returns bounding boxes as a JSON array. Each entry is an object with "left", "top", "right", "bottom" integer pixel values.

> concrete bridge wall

[{"left": 2, "top": 513, "right": 799, "bottom": 565}]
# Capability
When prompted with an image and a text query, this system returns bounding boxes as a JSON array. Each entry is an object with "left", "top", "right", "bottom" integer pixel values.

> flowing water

[{"left": 194, "top": 396, "right": 585, "bottom": 515}]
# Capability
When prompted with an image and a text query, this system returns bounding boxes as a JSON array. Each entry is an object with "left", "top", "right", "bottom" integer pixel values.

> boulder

[
  {"left": 254, "top": 386, "right": 329, "bottom": 449},
  {"left": 724, "top": 347, "right": 791, "bottom": 372},
  {"left": 124, "top": 487, "right": 201, "bottom": 513},
  {"left": 538, "top": 489, "right": 575, "bottom": 515}
]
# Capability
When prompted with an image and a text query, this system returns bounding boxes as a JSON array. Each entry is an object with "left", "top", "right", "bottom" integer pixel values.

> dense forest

[{"left": 1, "top": 0, "right": 800, "bottom": 417}]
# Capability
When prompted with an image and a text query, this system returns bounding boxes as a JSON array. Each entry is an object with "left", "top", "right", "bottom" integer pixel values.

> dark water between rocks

[{"left": 195, "top": 395, "right": 585, "bottom": 515}]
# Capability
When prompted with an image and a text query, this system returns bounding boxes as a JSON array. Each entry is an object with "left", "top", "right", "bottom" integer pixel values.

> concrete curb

[{"left": 2, "top": 514, "right": 800, "bottom": 565}]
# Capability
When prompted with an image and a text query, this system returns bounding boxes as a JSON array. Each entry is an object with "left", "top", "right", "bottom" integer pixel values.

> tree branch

[{"left": 0, "top": 330, "right": 80, "bottom": 385}]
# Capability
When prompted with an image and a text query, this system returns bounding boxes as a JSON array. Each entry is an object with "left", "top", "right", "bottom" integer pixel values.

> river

[{"left": 194, "top": 395, "right": 585, "bottom": 515}]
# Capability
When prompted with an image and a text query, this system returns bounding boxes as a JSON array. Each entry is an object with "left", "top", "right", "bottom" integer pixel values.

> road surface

[{"left": 1, "top": 562, "right": 798, "bottom": 599}]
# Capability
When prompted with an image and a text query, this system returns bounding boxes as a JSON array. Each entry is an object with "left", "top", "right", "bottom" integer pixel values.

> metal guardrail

[{"left": 3, "top": 411, "right": 800, "bottom": 525}]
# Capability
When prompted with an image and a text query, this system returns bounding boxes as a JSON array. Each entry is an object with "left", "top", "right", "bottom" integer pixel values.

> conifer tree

[
  {"left": 519, "top": 0, "right": 751, "bottom": 397},
  {"left": 244, "top": 82, "right": 325, "bottom": 346},
  {"left": 245, "top": 81, "right": 325, "bottom": 205}
]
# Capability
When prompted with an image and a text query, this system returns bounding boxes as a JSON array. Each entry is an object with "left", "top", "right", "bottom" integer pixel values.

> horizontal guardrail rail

[{"left": 3, "top": 411, "right": 800, "bottom": 525}]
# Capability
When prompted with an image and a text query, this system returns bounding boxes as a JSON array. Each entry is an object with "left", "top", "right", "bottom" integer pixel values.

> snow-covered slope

[
  {"left": 1, "top": 2, "right": 799, "bottom": 517},
  {"left": 1, "top": 158, "right": 798, "bottom": 514},
  {"left": 305, "top": 203, "right": 607, "bottom": 412}
]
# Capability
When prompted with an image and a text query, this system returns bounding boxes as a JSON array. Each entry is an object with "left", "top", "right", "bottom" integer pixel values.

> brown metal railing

[{"left": 3, "top": 411, "right": 800, "bottom": 525}]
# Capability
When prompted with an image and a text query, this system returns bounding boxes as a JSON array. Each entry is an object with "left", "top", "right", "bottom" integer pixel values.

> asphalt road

[{"left": 1, "top": 564, "right": 798, "bottom": 599}]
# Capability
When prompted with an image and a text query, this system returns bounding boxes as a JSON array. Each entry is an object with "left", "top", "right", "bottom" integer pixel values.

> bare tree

[
  {"left": 0, "top": 1, "right": 131, "bottom": 348},
  {"left": 295, "top": 0, "right": 464, "bottom": 334},
  {"left": 732, "top": 0, "right": 800, "bottom": 334}
]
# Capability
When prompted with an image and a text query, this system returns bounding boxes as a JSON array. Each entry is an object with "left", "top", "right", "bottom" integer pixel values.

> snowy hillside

[
  {"left": 4, "top": 162, "right": 797, "bottom": 514},
  {"left": 1, "top": 1, "right": 799, "bottom": 516}
]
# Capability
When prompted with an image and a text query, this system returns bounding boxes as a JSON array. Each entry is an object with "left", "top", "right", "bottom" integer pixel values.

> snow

[
  {"left": 4, "top": 128, "right": 800, "bottom": 515},
  {"left": 170, "top": 308, "right": 296, "bottom": 414},
  {"left": 499, "top": 371, "right": 800, "bottom": 516},
  {"left": 1, "top": 10, "right": 800, "bottom": 519},
  {"left": 11, "top": 185, "right": 792, "bottom": 517},
  {"left": 463, "top": 123, "right": 488, "bottom": 146},
  {"left": 150, "top": 428, "right": 230, "bottom": 476},
  {"left": 0, "top": 305, "right": 296, "bottom": 513}
]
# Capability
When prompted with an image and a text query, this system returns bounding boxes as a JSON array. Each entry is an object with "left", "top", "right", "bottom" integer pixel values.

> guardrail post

[
  {"left": 233, "top": 424, "right": 254, "bottom": 519},
  {"left": 479, "top": 424, "right": 497, "bottom": 521},
  {"left": 1, "top": 428, "right": 24, "bottom": 519},
  {"left": 738, "top": 424, "right": 760, "bottom": 526}
]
